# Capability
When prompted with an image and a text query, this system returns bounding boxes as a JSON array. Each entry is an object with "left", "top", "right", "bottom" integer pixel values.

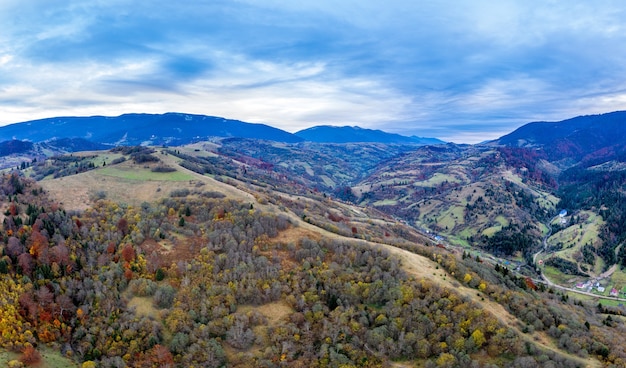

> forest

[{"left": 1, "top": 171, "right": 626, "bottom": 367}]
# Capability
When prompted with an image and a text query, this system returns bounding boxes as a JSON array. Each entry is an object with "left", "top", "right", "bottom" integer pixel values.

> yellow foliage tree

[
  {"left": 471, "top": 329, "right": 486, "bottom": 348},
  {"left": 478, "top": 281, "right": 487, "bottom": 291},
  {"left": 436, "top": 352, "right": 456, "bottom": 367}
]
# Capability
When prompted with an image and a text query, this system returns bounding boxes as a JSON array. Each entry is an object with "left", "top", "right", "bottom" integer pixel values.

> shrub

[
  {"left": 91, "top": 190, "right": 107, "bottom": 200},
  {"left": 170, "top": 189, "right": 190, "bottom": 197},
  {"left": 110, "top": 157, "right": 127, "bottom": 165},
  {"left": 128, "top": 278, "right": 158, "bottom": 297},
  {"left": 151, "top": 166, "right": 177, "bottom": 173},
  {"left": 155, "top": 268, "right": 166, "bottom": 281},
  {"left": 201, "top": 191, "right": 226, "bottom": 199},
  {"left": 154, "top": 284, "right": 176, "bottom": 308}
]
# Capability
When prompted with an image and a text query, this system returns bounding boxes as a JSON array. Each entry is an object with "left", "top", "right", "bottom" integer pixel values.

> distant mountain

[
  {"left": 295, "top": 125, "right": 445, "bottom": 145},
  {"left": 0, "top": 139, "right": 34, "bottom": 156},
  {"left": 495, "top": 111, "right": 626, "bottom": 167},
  {"left": 0, "top": 113, "right": 303, "bottom": 145}
]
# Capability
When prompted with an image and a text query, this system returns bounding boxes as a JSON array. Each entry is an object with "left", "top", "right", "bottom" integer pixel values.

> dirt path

[
  {"left": 381, "top": 245, "right": 599, "bottom": 368},
  {"left": 600, "top": 264, "right": 617, "bottom": 279},
  {"left": 290, "top": 218, "right": 601, "bottom": 368}
]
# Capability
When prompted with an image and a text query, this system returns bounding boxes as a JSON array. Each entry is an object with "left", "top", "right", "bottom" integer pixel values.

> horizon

[
  {"left": 5, "top": 109, "right": 616, "bottom": 144},
  {"left": 2, "top": 1, "right": 626, "bottom": 143},
  {"left": 2, "top": 109, "right": 622, "bottom": 144}
]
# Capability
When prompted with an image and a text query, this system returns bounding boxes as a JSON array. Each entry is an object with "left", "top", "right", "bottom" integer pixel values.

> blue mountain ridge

[
  {"left": 495, "top": 110, "right": 626, "bottom": 165},
  {"left": 295, "top": 125, "right": 445, "bottom": 145},
  {"left": 0, "top": 113, "right": 446, "bottom": 146},
  {"left": 0, "top": 113, "right": 303, "bottom": 145}
]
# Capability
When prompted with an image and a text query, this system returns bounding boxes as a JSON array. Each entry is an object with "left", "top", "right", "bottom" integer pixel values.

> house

[
  {"left": 610, "top": 288, "right": 619, "bottom": 297},
  {"left": 559, "top": 209, "right": 568, "bottom": 217},
  {"left": 597, "top": 286, "right": 605, "bottom": 293}
]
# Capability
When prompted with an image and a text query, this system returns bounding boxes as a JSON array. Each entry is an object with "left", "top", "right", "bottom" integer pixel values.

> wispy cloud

[{"left": 2, "top": 0, "right": 626, "bottom": 143}]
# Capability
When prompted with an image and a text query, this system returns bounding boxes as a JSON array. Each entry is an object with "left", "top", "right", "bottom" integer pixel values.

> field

[
  {"left": 412, "top": 172, "right": 461, "bottom": 187},
  {"left": 38, "top": 153, "right": 256, "bottom": 211},
  {"left": 545, "top": 211, "right": 605, "bottom": 277},
  {"left": 542, "top": 265, "right": 583, "bottom": 286},
  {"left": 99, "top": 165, "right": 195, "bottom": 181}
]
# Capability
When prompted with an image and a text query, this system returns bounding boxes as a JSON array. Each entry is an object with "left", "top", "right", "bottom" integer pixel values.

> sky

[{"left": 2, "top": 1, "right": 626, "bottom": 143}]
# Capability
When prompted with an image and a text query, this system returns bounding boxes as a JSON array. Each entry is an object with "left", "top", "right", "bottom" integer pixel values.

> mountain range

[
  {"left": 0, "top": 113, "right": 303, "bottom": 146},
  {"left": 0, "top": 113, "right": 444, "bottom": 147},
  {"left": 2, "top": 111, "right": 624, "bottom": 159},
  {"left": 294, "top": 125, "right": 445, "bottom": 145}
]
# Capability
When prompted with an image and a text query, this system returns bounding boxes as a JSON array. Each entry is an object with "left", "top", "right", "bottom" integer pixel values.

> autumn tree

[
  {"left": 20, "top": 345, "right": 41, "bottom": 366},
  {"left": 121, "top": 244, "right": 135, "bottom": 263}
]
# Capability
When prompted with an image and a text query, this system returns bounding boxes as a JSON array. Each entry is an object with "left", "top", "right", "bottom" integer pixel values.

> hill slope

[
  {"left": 3, "top": 147, "right": 616, "bottom": 367},
  {"left": 354, "top": 144, "right": 558, "bottom": 257}
]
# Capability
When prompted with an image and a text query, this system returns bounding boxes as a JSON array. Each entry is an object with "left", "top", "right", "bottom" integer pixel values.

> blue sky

[{"left": 1, "top": 1, "right": 626, "bottom": 143}]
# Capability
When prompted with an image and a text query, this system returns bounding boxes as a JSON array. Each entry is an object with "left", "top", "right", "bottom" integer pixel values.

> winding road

[{"left": 533, "top": 215, "right": 626, "bottom": 302}]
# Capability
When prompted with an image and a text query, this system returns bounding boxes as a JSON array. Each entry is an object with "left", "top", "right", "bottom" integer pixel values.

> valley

[{"left": 0, "top": 111, "right": 625, "bottom": 367}]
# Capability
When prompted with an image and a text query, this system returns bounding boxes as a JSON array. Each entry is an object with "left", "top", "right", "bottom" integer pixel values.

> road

[
  {"left": 532, "top": 215, "right": 626, "bottom": 302},
  {"left": 533, "top": 215, "right": 557, "bottom": 265}
]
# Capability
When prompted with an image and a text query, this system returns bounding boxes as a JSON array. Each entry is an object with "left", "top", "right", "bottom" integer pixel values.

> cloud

[{"left": 2, "top": 0, "right": 626, "bottom": 143}]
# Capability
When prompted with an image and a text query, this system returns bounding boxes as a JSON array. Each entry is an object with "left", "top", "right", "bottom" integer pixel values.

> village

[{"left": 575, "top": 280, "right": 626, "bottom": 298}]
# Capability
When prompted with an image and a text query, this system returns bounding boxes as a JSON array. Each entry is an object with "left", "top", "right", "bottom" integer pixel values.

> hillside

[
  {"left": 496, "top": 111, "right": 626, "bottom": 167},
  {"left": 2, "top": 109, "right": 626, "bottom": 366},
  {"left": 354, "top": 145, "right": 558, "bottom": 259},
  {"left": 0, "top": 138, "right": 111, "bottom": 171},
  {"left": 1, "top": 147, "right": 621, "bottom": 367},
  {"left": 295, "top": 125, "right": 445, "bottom": 145},
  {"left": 215, "top": 138, "right": 422, "bottom": 192}
]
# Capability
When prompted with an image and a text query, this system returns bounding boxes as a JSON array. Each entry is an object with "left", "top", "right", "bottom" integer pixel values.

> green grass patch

[
  {"left": 479, "top": 216, "right": 509, "bottom": 237},
  {"left": 542, "top": 265, "right": 581, "bottom": 286},
  {"left": 446, "top": 234, "right": 469, "bottom": 247},
  {"left": 481, "top": 225, "right": 502, "bottom": 237},
  {"left": 598, "top": 298, "right": 626, "bottom": 308},
  {"left": 413, "top": 173, "right": 460, "bottom": 187},
  {"left": 458, "top": 228, "right": 476, "bottom": 240},
  {"left": 434, "top": 205, "right": 465, "bottom": 232},
  {"left": 319, "top": 175, "right": 335, "bottom": 187},
  {"left": 437, "top": 214, "right": 456, "bottom": 231},
  {"left": 608, "top": 269, "right": 626, "bottom": 290},
  {"left": 373, "top": 199, "right": 398, "bottom": 206},
  {"left": 536, "top": 193, "right": 559, "bottom": 211},
  {"left": 494, "top": 215, "right": 509, "bottom": 227},
  {"left": 98, "top": 166, "right": 194, "bottom": 181},
  {"left": 85, "top": 152, "right": 124, "bottom": 167},
  {"left": 0, "top": 346, "right": 79, "bottom": 368}
]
